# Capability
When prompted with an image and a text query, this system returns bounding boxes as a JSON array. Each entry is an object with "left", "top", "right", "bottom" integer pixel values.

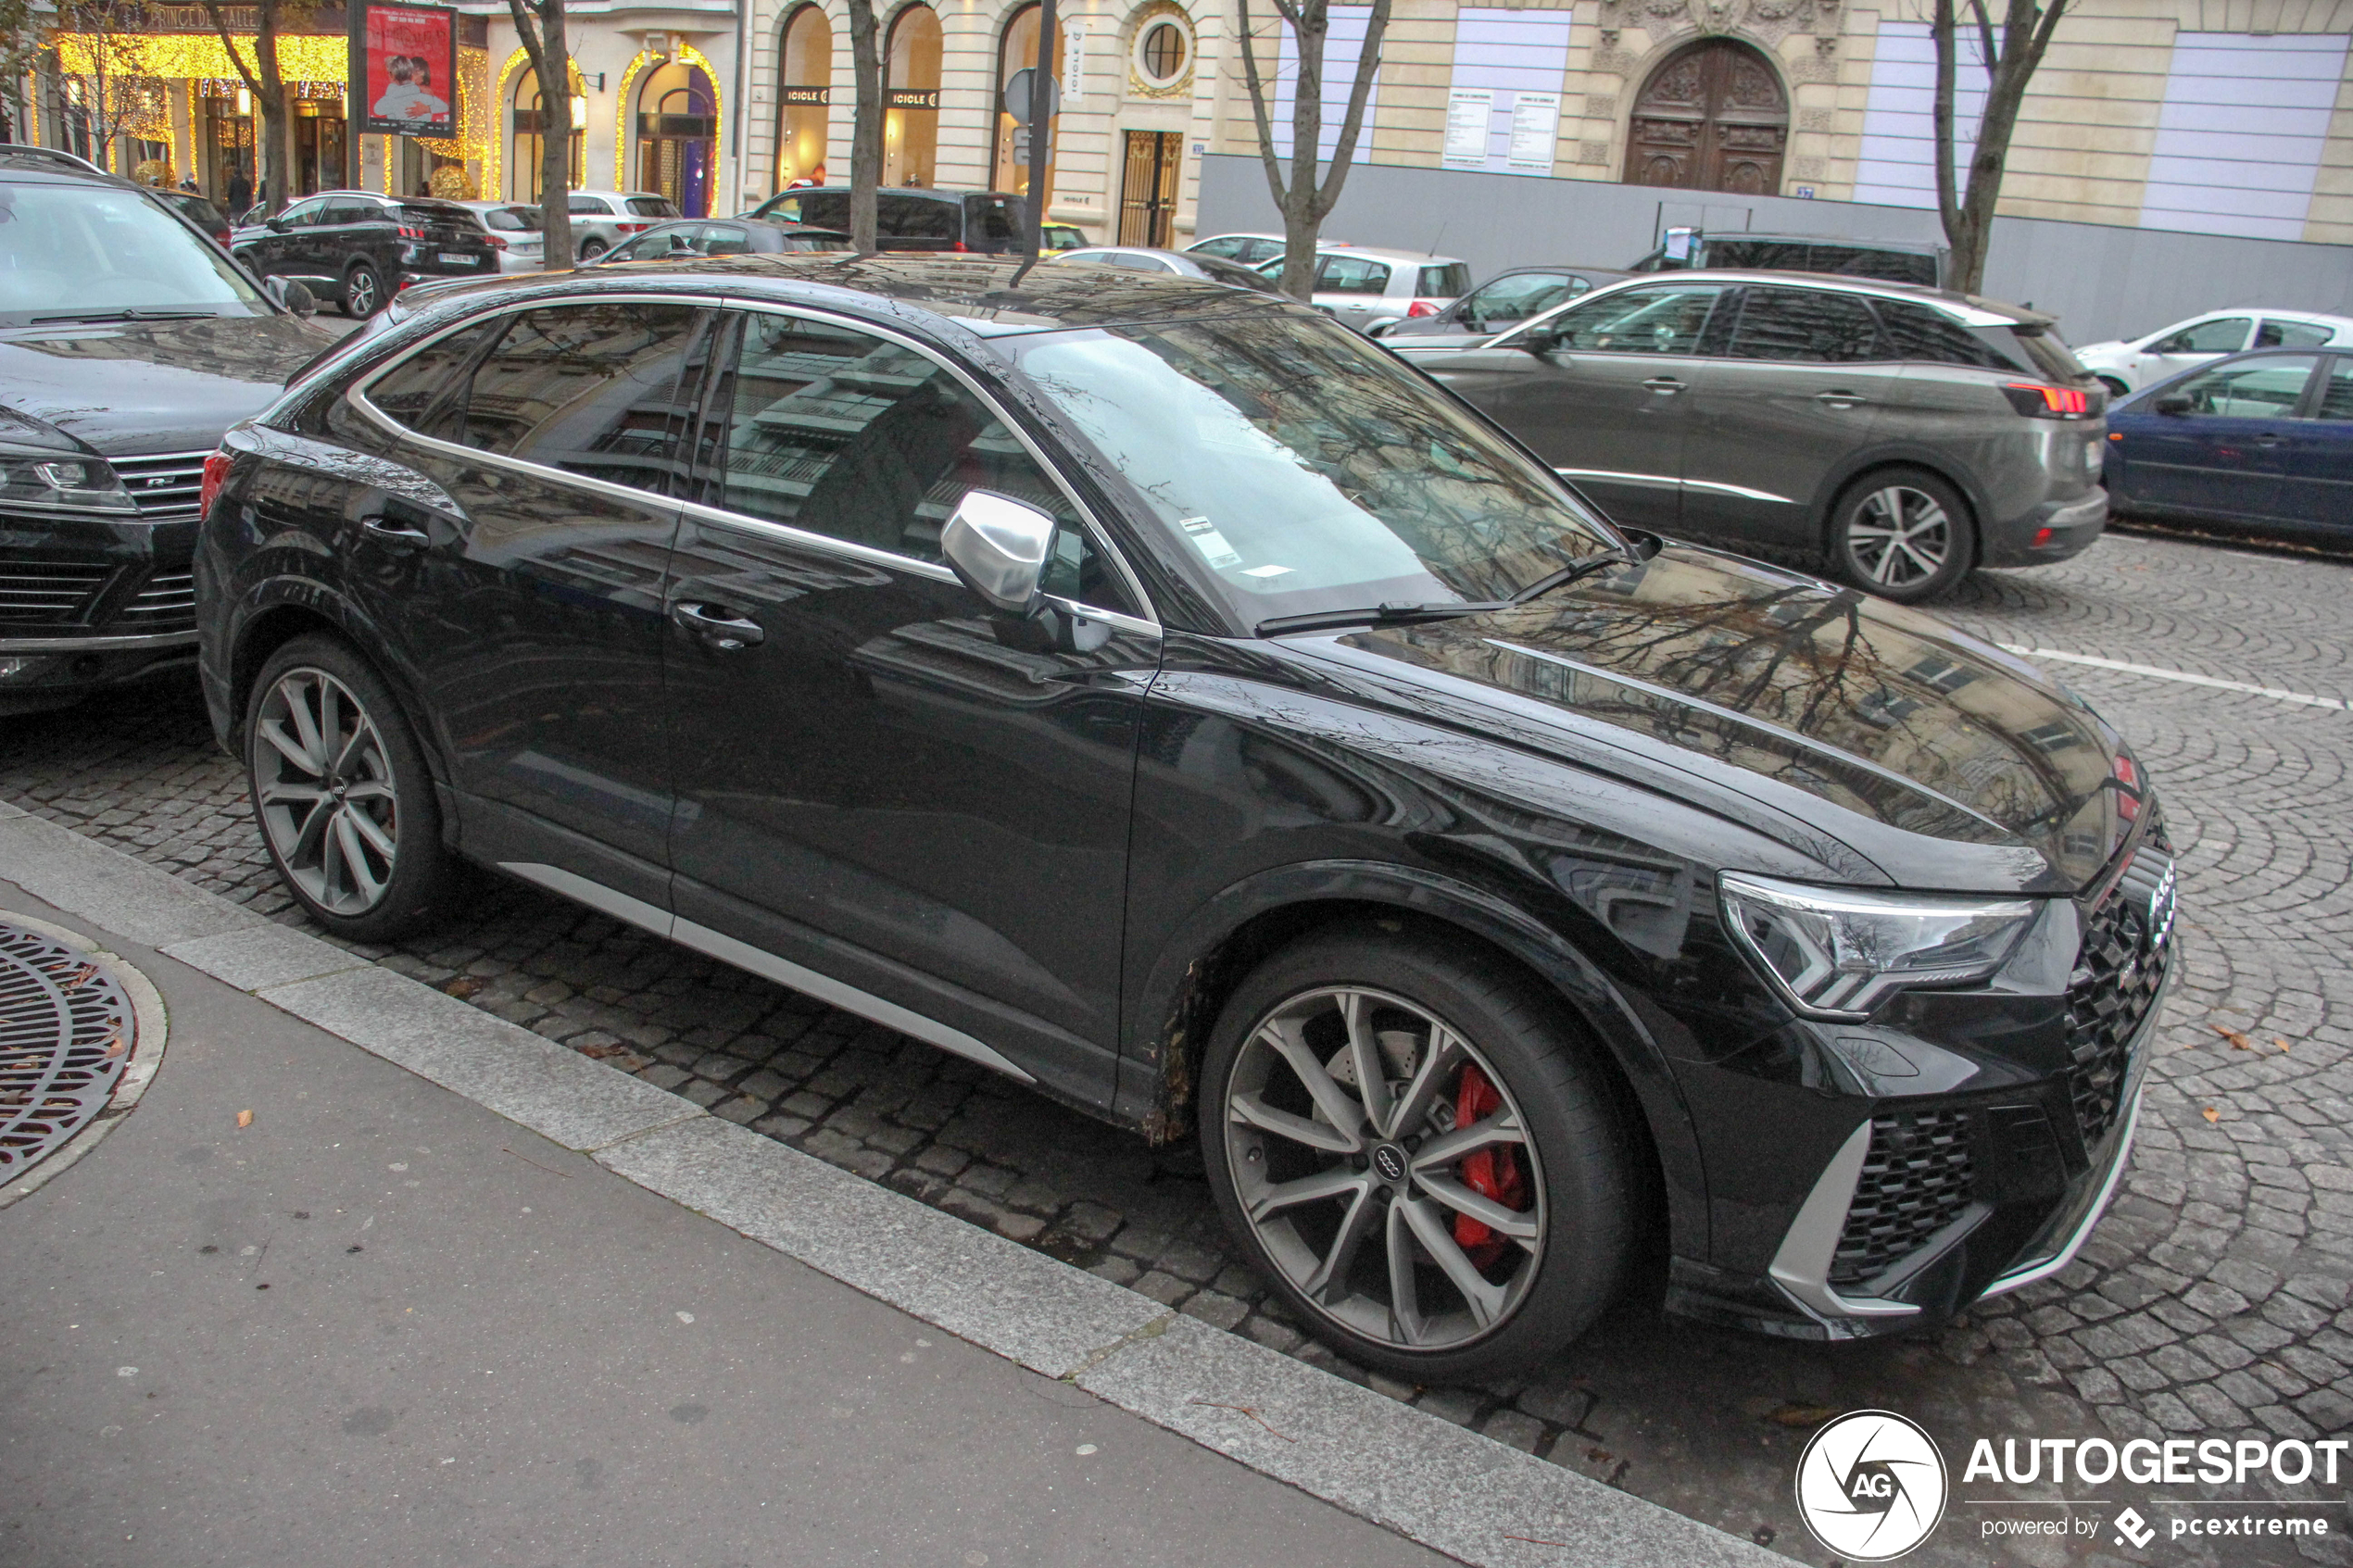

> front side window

[
  {"left": 567, "top": 195, "right": 610, "bottom": 216},
  {"left": 2258, "top": 318, "right": 2334, "bottom": 349},
  {"left": 0, "top": 180, "right": 267, "bottom": 324},
  {"left": 1726, "top": 287, "right": 1888, "bottom": 363},
  {"left": 2153, "top": 317, "right": 2250, "bottom": 355},
  {"left": 379, "top": 302, "right": 703, "bottom": 493},
  {"left": 1463, "top": 273, "right": 1573, "bottom": 327},
  {"left": 882, "top": 194, "right": 955, "bottom": 240},
  {"left": 1189, "top": 236, "right": 1241, "bottom": 259},
  {"left": 1009, "top": 309, "right": 1617, "bottom": 621},
  {"left": 701, "top": 311, "right": 1126, "bottom": 608},
  {"left": 2166, "top": 356, "right": 2318, "bottom": 419},
  {"left": 1538, "top": 282, "right": 1724, "bottom": 356},
  {"left": 1315, "top": 255, "right": 1390, "bottom": 295},
  {"left": 700, "top": 224, "right": 753, "bottom": 256}
]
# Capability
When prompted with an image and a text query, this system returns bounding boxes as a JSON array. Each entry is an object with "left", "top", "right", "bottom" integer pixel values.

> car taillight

[
  {"left": 199, "top": 450, "right": 233, "bottom": 521},
  {"left": 1406, "top": 299, "right": 1442, "bottom": 318},
  {"left": 952, "top": 240, "right": 969, "bottom": 252},
  {"left": 398, "top": 223, "right": 427, "bottom": 240},
  {"left": 485, "top": 234, "right": 508, "bottom": 249},
  {"left": 617, "top": 222, "right": 648, "bottom": 233},
  {"left": 2003, "top": 382, "right": 2092, "bottom": 418}
]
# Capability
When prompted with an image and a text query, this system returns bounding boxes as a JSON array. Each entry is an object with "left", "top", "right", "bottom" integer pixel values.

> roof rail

[{"left": 0, "top": 144, "right": 112, "bottom": 177}]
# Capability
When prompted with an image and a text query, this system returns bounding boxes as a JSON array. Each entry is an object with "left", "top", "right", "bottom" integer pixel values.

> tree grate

[{"left": 0, "top": 923, "right": 133, "bottom": 1177}]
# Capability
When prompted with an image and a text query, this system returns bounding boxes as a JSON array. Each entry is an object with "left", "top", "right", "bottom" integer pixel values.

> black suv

[
  {"left": 0, "top": 146, "right": 333, "bottom": 715},
  {"left": 198, "top": 257, "right": 2170, "bottom": 1380},
  {"left": 1631, "top": 231, "right": 1948, "bottom": 289},
  {"left": 747, "top": 187, "right": 1030, "bottom": 253},
  {"left": 233, "top": 190, "right": 500, "bottom": 317}
]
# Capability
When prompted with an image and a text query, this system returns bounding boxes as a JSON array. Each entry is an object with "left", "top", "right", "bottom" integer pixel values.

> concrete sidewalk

[{"left": 0, "top": 877, "right": 1449, "bottom": 1568}]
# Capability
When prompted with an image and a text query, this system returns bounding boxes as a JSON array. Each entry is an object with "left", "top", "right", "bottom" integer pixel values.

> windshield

[
  {"left": 1008, "top": 310, "right": 1617, "bottom": 623},
  {"left": 0, "top": 180, "right": 267, "bottom": 324}
]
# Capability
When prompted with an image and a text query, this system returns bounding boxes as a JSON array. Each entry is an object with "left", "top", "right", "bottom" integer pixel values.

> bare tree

[
  {"left": 200, "top": 0, "right": 308, "bottom": 211},
  {"left": 0, "top": 0, "right": 44, "bottom": 142},
  {"left": 1235, "top": 0, "right": 1390, "bottom": 301},
  {"left": 843, "top": 0, "right": 880, "bottom": 252},
  {"left": 1931, "top": 0, "right": 2069, "bottom": 294},
  {"left": 508, "top": 0, "right": 573, "bottom": 263},
  {"left": 50, "top": 0, "right": 163, "bottom": 174}
]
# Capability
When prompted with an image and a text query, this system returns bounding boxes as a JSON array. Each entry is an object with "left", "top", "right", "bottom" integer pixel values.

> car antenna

[{"left": 1428, "top": 223, "right": 1446, "bottom": 258}]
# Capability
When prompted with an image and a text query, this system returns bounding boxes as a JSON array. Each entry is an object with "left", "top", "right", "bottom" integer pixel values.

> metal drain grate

[{"left": 0, "top": 923, "right": 134, "bottom": 1175}]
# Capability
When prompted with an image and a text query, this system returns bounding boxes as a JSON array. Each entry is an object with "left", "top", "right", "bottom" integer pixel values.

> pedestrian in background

[{"left": 226, "top": 168, "right": 252, "bottom": 219}]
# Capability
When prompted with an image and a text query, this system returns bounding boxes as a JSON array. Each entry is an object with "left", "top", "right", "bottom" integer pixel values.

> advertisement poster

[{"left": 356, "top": 2, "right": 458, "bottom": 137}]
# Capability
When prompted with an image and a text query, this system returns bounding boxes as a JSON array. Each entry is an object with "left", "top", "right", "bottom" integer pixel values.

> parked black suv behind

[
  {"left": 233, "top": 190, "right": 500, "bottom": 317},
  {"left": 747, "top": 187, "right": 1031, "bottom": 253},
  {"left": 1631, "top": 231, "right": 1948, "bottom": 288},
  {"left": 0, "top": 147, "right": 333, "bottom": 714}
]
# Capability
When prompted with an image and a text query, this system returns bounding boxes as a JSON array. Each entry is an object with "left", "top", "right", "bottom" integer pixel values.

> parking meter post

[{"left": 1026, "top": 0, "right": 1054, "bottom": 255}]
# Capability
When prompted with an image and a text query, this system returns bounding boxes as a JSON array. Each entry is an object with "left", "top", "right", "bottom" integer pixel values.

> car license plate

[{"left": 438, "top": 251, "right": 474, "bottom": 265}]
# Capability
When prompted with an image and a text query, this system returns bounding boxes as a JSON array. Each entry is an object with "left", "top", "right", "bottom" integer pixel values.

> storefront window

[
  {"left": 884, "top": 4, "right": 940, "bottom": 188},
  {"left": 513, "top": 70, "right": 584, "bottom": 202},
  {"left": 991, "top": 3, "right": 1060, "bottom": 197},
  {"left": 635, "top": 62, "right": 717, "bottom": 216},
  {"left": 775, "top": 6, "right": 833, "bottom": 191}
]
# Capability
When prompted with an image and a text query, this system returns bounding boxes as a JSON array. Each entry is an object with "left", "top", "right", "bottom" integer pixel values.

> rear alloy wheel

[
  {"left": 1832, "top": 468, "right": 1973, "bottom": 603},
  {"left": 1202, "top": 929, "right": 1632, "bottom": 1382},
  {"left": 342, "top": 261, "right": 384, "bottom": 318},
  {"left": 245, "top": 635, "right": 454, "bottom": 940},
  {"left": 579, "top": 238, "right": 608, "bottom": 260}
]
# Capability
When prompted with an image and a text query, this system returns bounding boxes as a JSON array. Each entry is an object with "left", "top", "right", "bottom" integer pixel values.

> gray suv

[{"left": 1399, "top": 271, "right": 2108, "bottom": 601}]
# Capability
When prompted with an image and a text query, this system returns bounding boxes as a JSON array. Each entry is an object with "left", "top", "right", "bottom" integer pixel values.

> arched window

[
  {"left": 991, "top": 3, "right": 1061, "bottom": 197},
  {"left": 775, "top": 5, "right": 834, "bottom": 191},
  {"left": 512, "top": 69, "right": 583, "bottom": 201},
  {"left": 637, "top": 61, "right": 718, "bottom": 215},
  {"left": 884, "top": 4, "right": 941, "bottom": 187}
]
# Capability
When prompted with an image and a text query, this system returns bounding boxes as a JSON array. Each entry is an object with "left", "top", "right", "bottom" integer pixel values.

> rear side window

[
  {"left": 421, "top": 302, "right": 703, "bottom": 492},
  {"left": 1727, "top": 287, "right": 1888, "bottom": 362},
  {"left": 1418, "top": 263, "right": 1469, "bottom": 297},
  {"left": 965, "top": 195, "right": 1021, "bottom": 244},
  {"left": 568, "top": 195, "right": 610, "bottom": 216},
  {"left": 2152, "top": 317, "right": 2248, "bottom": 355},
  {"left": 1704, "top": 240, "right": 1808, "bottom": 271},
  {"left": 2317, "top": 359, "right": 2353, "bottom": 420},
  {"left": 701, "top": 224, "right": 753, "bottom": 257},
  {"left": 883, "top": 194, "right": 956, "bottom": 240},
  {"left": 626, "top": 197, "right": 679, "bottom": 218},
  {"left": 795, "top": 192, "right": 850, "bottom": 230},
  {"left": 363, "top": 318, "right": 506, "bottom": 439},
  {"left": 484, "top": 206, "right": 542, "bottom": 232},
  {"left": 1873, "top": 300, "right": 2019, "bottom": 370},
  {"left": 1806, "top": 245, "right": 1938, "bottom": 286},
  {"left": 2259, "top": 318, "right": 2334, "bottom": 349}
]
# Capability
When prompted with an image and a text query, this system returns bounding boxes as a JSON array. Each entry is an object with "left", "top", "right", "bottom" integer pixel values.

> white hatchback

[
  {"left": 2076, "top": 308, "right": 2353, "bottom": 395},
  {"left": 1251, "top": 245, "right": 1472, "bottom": 335}
]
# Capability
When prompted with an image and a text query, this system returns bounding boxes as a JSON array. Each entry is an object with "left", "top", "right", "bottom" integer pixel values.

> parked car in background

[
  {"left": 1255, "top": 245, "right": 1471, "bottom": 334},
  {"left": 0, "top": 147, "right": 333, "bottom": 716},
  {"left": 1040, "top": 224, "right": 1090, "bottom": 253},
  {"left": 2073, "top": 308, "right": 2353, "bottom": 397},
  {"left": 564, "top": 191, "right": 682, "bottom": 259},
  {"left": 1050, "top": 245, "right": 1284, "bottom": 293},
  {"left": 1185, "top": 232, "right": 1290, "bottom": 266},
  {"left": 599, "top": 219, "right": 852, "bottom": 263},
  {"left": 453, "top": 200, "right": 547, "bottom": 274},
  {"left": 746, "top": 186, "right": 1033, "bottom": 254},
  {"left": 2105, "top": 346, "right": 2352, "bottom": 546},
  {"left": 1629, "top": 231, "right": 1947, "bottom": 289},
  {"left": 156, "top": 188, "right": 233, "bottom": 247},
  {"left": 1375, "top": 265, "right": 1632, "bottom": 342},
  {"left": 199, "top": 255, "right": 2170, "bottom": 1384},
  {"left": 1399, "top": 270, "right": 2108, "bottom": 601},
  {"left": 233, "top": 190, "right": 500, "bottom": 316}
]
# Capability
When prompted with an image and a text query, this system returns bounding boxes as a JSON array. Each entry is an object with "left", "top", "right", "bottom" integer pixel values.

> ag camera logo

[{"left": 1796, "top": 1410, "right": 1948, "bottom": 1561}]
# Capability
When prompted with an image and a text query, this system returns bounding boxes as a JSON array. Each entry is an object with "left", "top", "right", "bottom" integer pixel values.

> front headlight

[
  {"left": 0, "top": 455, "right": 139, "bottom": 515},
  {"left": 1719, "top": 872, "right": 2038, "bottom": 1020}
]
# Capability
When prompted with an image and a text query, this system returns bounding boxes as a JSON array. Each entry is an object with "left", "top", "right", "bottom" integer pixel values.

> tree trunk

[
  {"left": 1235, "top": 0, "right": 1389, "bottom": 303},
  {"left": 1931, "top": 0, "right": 2067, "bottom": 295},
  {"left": 845, "top": 0, "right": 881, "bottom": 253},
  {"left": 510, "top": 0, "right": 573, "bottom": 262},
  {"left": 255, "top": 1, "right": 289, "bottom": 211}
]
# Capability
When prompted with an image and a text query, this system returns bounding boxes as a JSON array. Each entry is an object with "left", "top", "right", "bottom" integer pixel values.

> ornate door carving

[{"left": 1623, "top": 39, "right": 1788, "bottom": 194}]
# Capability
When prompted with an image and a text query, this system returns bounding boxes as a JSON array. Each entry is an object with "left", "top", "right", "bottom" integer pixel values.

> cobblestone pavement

[{"left": 6, "top": 526, "right": 2351, "bottom": 1567}]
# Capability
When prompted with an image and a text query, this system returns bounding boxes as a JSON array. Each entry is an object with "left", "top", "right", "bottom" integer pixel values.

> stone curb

[{"left": 4, "top": 808, "right": 1777, "bottom": 1568}]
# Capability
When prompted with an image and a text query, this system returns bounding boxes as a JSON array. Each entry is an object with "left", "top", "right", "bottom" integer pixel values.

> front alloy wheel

[
  {"left": 1225, "top": 985, "right": 1546, "bottom": 1353},
  {"left": 254, "top": 666, "right": 399, "bottom": 916}
]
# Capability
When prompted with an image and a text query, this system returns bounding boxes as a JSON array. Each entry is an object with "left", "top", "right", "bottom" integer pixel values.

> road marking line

[{"left": 1998, "top": 645, "right": 2353, "bottom": 713}]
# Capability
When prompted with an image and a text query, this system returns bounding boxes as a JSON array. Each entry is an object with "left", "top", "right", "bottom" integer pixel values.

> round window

[{"left": 1137, "top": 19, "right": 1189, "bottom": 84}]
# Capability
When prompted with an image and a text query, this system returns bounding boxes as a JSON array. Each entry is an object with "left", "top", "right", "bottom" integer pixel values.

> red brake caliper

[{"left": 1453, "top": 1062, "right": 1528, "bottom": 1269}]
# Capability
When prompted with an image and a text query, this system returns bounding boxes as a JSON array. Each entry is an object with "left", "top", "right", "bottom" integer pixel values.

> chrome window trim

[
  {"left": 345, "top": 289, "right": 1160, "bottom": 633},
  {"left": 1494, "top": 271, "right": 2013, "bottom": 351},
  {"left": 0, "top": 629, "right": 198, "bottom": 653}
]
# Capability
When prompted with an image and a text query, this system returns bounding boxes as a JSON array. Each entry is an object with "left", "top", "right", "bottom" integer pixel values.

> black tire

[
  {"left": 579, "top": 238, "right": 608, "bottom": 261},
  {"left": 1198, "top": 924, "right": 1635, "bottom": 1383},
  {"left": 1829, "top": 466, "right": 1975, "bottom": 604},
  {"left": 242, "top": 633, "right": 455, "bottom": 941},
  {"left": 342, "top": 261, "right": 385, "bottom": 318}
]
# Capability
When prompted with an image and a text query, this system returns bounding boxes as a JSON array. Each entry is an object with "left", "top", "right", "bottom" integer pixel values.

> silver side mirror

[{"left": 941, "top": 490, "right": 1053, "bottom": 617}]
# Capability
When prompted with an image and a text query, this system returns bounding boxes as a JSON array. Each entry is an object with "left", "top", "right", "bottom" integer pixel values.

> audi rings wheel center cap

[{"left": 1371, "top": 1143, "right": 1409, "bottom": 1185}]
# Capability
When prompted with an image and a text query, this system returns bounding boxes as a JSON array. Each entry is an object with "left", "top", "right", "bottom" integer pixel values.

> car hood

[
  {"left": 0, "top": 313, "right": 333, "bottom": 456},
  {"left": 1298, "top": 546, "right": 2136, "bottom": 896}
]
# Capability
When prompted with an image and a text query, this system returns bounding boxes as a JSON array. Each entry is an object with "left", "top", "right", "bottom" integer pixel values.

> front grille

[
  {"left": 1831, "top": 1109, "right": 1976, "bottom": 1286},
  {"left": 2067, "top": 838, "right": 2175, "bottom": 1145},
  {"left": 113, "top": 571, "right": 195, "bottom": 633},
  {"left": 0, "top": 558, "right": 113, "bottom": 625},
  {"left": 111, "top": 453, "right": 209, "bottom": 521}
]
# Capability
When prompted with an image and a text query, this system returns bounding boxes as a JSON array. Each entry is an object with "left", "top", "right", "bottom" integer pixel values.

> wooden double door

[{"left": 1623, "top": 39, "right": 1788, "bottom": 194}]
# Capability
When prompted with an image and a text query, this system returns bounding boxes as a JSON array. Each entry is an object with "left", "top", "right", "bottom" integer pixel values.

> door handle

[
  {"left": 1642, "top": 376, "right": 1686, "bottom": 395},
  {"left": 359, "top": 515, "right": 429, "bottom": 547},
  {"left": 672, "top": 601, "right": 765, "bottom": 650},
  {"left": 1816, "top": 390, "right": 1867, "bottom": 408},
  {"left": 2252, "top": 433, "right": 2286, "bottom": 448}
]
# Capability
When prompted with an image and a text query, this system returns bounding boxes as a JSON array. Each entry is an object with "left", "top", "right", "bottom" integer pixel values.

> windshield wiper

[
  {"left": 1253, "top": 536, "right": 1653, "bottom": 639},
  {"left": 25, "top": 308, "right": 222, "bottom": 324}
]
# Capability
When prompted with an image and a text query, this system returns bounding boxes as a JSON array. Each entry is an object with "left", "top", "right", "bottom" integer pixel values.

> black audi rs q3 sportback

[{"left": 196, "top": 257, "right": 2174, "bottom": 1381}]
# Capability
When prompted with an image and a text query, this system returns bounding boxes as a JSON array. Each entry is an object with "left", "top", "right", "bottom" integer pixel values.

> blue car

[{"left": 2106, "top": 345, "right": 2353, "bottom": 544}]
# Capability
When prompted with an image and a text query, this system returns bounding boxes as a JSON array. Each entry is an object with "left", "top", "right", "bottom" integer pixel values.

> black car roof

[
  {"left": 395, "top": 253, "right": 1297, "bottom": 334},
  {"left": 0, "top": 144, "right": 133, "bottom": 185}
]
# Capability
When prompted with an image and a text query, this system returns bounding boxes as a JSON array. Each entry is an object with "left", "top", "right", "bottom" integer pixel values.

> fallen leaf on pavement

[
  {"left": 2202, "top": 1107, "right": 2221, "bottom": 1123},
  {"left": 2277, "top": 1037, "right": 2292, "bottom": 1052},
  {"left": 236, "top": 1109, "right": 253, "bottom": 1128},
  {"left": 2213, "top": 1025, "right": 2253, "bottom": 1050},
  {"left": 1765, "top": 1403, "right": 1842, "bottom": 1428},
  {"left": 104, "top": 1035, "right": 125, "bottom": 1058},
  {"left": 442, "top": 976, "right": 485, "bottom": 1000}
]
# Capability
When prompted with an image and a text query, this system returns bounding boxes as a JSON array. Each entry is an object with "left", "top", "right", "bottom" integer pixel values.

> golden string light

[{"left": 56, "top": 31, "right": 348, "bottom": 83}]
